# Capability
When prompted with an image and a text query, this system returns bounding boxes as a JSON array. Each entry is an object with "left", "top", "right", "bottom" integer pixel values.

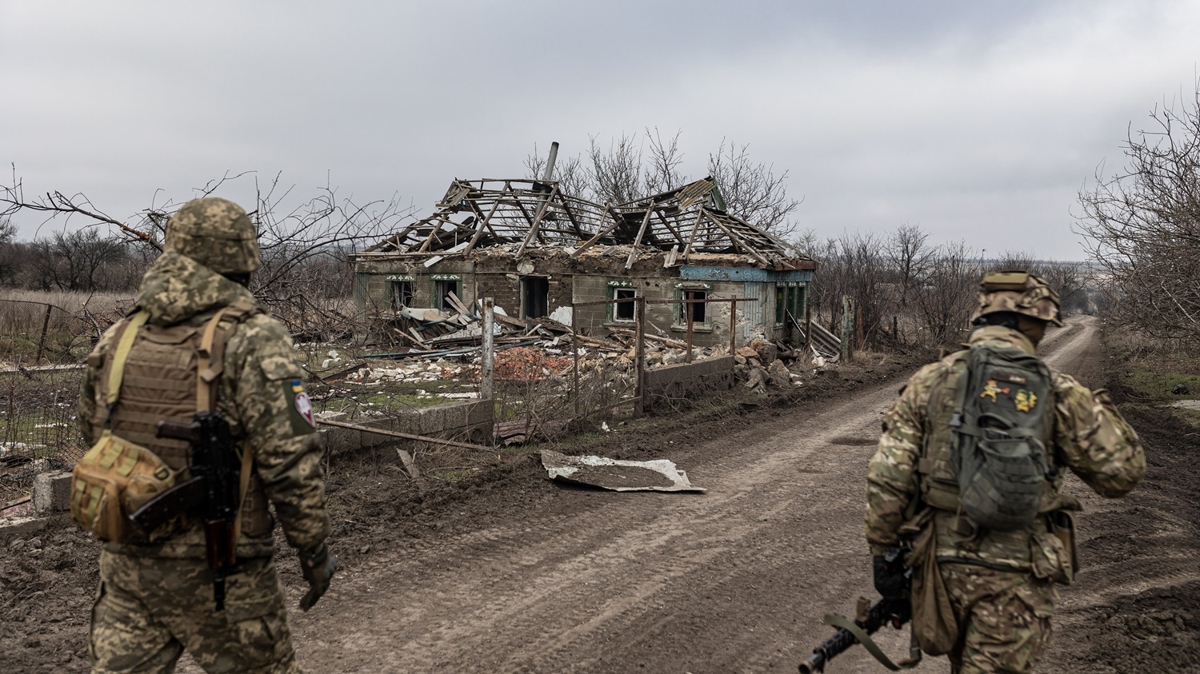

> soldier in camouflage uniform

[
  {"left": 865, "top": 272, "right": 1145, "bottom": 673},
  {"left": 79, "top": 198, "right": 336, "bottom": 673}
]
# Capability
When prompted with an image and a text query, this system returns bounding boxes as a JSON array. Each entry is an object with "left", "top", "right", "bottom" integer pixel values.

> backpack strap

[{"left": 103, "top": 310, "right": 150, "bottom": 428}]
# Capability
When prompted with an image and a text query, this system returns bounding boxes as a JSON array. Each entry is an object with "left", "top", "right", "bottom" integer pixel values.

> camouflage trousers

[
  {"left": 90, "top": 550, "right": 299, "bottom": 674},
  {"left": 942, "top": 563, "right": 1057, "bottom": 674}
]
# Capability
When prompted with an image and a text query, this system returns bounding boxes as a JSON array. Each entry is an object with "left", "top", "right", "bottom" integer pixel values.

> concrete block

[
  {"left": 467, "top": 400, "right": 494, "bottom": 426},
  {"left": 0, "top": 516, "right": 47, "bottom": 542},
  {"left": 391, "top": 413, "right": 420, "bottom": 435},
  {"left": 33, "top": 471, "right": 73, "bottom": 514},
  {"left": 418, "top": 406, "right": 446, "bottom": 435},
  {"left": 441, "top": 402, "right": 470, "bottom": 429}
]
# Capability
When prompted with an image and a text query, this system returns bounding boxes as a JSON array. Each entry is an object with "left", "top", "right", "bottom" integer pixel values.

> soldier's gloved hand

[
  {"left": 873, "top": 546, "right": 910, "bottom": 600},
  {"left": 298, "top": 541, "right": 337, "bottom": 611}
]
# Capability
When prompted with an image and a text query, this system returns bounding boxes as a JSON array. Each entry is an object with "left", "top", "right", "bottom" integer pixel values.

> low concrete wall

[
  {"left": 322, "top": 399, "right": 494, "bottom": 454},
  {"left": 644, "top": 356, "right": 736, "bottom": 404}
]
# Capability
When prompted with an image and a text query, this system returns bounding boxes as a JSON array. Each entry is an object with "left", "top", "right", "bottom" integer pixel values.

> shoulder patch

[{"left": 285, "top": 379, "right": 317, "bottom": 433}]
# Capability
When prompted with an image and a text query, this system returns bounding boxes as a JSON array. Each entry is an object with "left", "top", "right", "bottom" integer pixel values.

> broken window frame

[
  {"left": 387, "top": 274, "right": 415, "bottom": 311},
  {"left": 790, "top": 283, "right": 807, "bottom": 324},
  {"left": 431, "top": 275, "right": 461, "bottom": 312},
  {"left": 612, "top": 288, "right": 637, "bottom": 322},
  {"left": 520, "top": 275, "right": 550, "bottom": 320},
  {"left": 776, "top": 282, "right": 806, "bottom": 326},
  {"left": 674, "top": 283, "right": 712, "bottom": 329}
]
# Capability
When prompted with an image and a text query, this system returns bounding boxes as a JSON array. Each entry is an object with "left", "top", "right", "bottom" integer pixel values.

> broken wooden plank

[
  {"left": 624, "top": 207, "right": 655, "bottom": 270},
  {"left": 446, "top": 291, "right": 472, "bottom": 316},
  {"left": 607, "top": 327, "right": 688, "bottom": 350},
  {"left": 396, "top": 449, "right": 421, "bottom": 479}
]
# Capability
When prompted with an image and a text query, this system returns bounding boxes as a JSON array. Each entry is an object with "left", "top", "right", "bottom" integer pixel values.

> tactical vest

[
  {"left": 914, "top": 349, "right": 1058, "bottom": 519},
  {"left": 88, "top": 302, "right": 273, "bottom": 539}
]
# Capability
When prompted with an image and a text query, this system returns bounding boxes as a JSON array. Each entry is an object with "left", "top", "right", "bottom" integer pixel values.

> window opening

[
  {"left": 521, "top": 276, "right": 549, "bottom": 319},
  {"left": 775, "top": 284, "right": 787, "bottom": 324},
  {"left": 681, "top": 289, "right": 708, "bottom": 325},
  {"left": 433, "top": 279, "right": 460, "bottom": 312},
  {"left": 390, "top": 281, "right": 414, "bottom": 311},
  {"left": 612, "top": 287, "right": 637, "bottom": 322},
  {"left": 790, "top": 285, "right": 806, "bottom": 323}
]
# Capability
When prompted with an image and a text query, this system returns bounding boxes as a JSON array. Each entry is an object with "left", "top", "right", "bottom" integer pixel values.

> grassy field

[{"left": 1109, "top": 330, "right": 1200, "bottom": 427}]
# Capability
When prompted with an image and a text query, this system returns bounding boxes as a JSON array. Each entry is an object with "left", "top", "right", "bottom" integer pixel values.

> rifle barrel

[{"left": 797, "top": 598, "right": 908, "bottom": 674}]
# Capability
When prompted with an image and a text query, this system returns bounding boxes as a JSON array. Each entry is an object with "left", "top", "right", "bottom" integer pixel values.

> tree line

[{"left": 799, "top": 226, "right": 1089, "bottom": 351}]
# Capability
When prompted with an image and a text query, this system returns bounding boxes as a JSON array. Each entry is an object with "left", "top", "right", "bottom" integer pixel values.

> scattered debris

[
  {"left": 539, "top": 450, "right": 705, "bottom": 493},
  {"left": 1172, "top": 383, "right": 1191, "bottom": 395}
]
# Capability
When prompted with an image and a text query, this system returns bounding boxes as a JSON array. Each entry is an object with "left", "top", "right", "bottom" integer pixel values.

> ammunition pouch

[{"left": 71, "top": 431, "right": 182, "bottom": 543}]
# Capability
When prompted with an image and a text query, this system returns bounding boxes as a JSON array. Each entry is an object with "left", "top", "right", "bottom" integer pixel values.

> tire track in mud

[{"left": 272, "top": 319, "right": 1103, "bottom": 673}]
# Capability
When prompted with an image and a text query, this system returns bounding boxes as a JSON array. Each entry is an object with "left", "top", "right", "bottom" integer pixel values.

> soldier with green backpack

[{"left": 864, "top": 271, "right": 1145, "bottom": 673}]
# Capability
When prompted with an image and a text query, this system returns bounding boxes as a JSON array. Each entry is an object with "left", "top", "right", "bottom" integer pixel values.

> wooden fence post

[
  {"left": 634, "top": 297, "right": 645, "bottom": 418},
  {"left": 840, "top": 295, "right": 854, "bottom": 362},
  {"left": 481, "top": 298, "right": 495, "bottom": 401}
]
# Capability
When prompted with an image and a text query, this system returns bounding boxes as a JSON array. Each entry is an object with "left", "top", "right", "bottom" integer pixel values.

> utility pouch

[
  {"left": 1042, "top": 510, "right": 1078, "bottom": 584},
  {"left": 904, "top": 515, "right": 960, "bottom": 656},
  {"left": 71, "top": 431, "right": 178, "bottom": 543}
]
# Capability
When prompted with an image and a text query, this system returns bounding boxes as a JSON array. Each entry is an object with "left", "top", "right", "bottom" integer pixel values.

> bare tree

[
  {"left": 2, "top": 170, "right": 414, "bottom": 337},
  {"left": 916, "top": 241, "right": 981, "bottom": 346},
  {"left": 806, "top": 232, "right": 890, "bottom": 347},
  {"left": 706, "top": 139, "right": 801, "bottom": 237},
  {"left": 28, "top": 228, "right": 128, "bottom": 292},
  {"left": 886, "top": 224, "right": 934, "bottom": 308},
  {"left": 0, "top": 217, "right": 17, "bottom": 286},
  {"left": 1076, "top": 83, "right": 1200, "bottom": 341},
  {"left": 524, "top": 131, "right": 799, "bottom": 236}
]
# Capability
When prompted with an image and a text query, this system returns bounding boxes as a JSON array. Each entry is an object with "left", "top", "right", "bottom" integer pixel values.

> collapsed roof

[{"left": 362, "top": 177, "right": 809, "bottom": 269}]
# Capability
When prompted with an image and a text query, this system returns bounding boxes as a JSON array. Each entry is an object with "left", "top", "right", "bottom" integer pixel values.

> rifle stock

[{"left": 128, "top": 476, "right": 205, "bottom": 532}]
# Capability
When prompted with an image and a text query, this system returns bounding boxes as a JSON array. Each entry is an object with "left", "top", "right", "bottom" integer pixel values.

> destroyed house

[{"left": 352, "top": 177, "right": 815, "bottom": 348}]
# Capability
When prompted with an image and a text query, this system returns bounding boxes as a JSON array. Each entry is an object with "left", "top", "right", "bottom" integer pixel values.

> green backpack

[{"left": 950, "top": 343, "right": 1055, "bottom": 531}]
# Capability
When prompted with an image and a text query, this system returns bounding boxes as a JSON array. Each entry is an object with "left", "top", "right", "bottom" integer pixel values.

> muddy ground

[{"left": 2, "top": 318, "right": 1196, "bottom": 673}]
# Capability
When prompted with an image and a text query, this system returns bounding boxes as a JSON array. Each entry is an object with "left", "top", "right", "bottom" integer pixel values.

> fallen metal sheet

[{"left": 539, "top": 450, "right": 705, "bottom": 493}]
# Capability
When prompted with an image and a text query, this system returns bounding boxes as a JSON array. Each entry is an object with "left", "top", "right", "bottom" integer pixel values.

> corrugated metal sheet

[
  {"left": 540, "top": 450, "right": 706, "bottom": 493},
  {"left": 743, "top": 281, "right": 769, "bottom": 340}
]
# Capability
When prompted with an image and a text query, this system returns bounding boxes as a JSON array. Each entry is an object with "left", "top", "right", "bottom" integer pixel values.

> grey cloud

[{"left": 2, "top": 0, "right": 1197, "bottom": 259}]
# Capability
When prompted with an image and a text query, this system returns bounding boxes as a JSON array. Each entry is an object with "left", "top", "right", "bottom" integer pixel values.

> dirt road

[
  {"left": 231, "top": 316, "right": 1169, "bottom": 674},
  {"left": 9, "top": 318, "right": 1191, "bottom": 673}
]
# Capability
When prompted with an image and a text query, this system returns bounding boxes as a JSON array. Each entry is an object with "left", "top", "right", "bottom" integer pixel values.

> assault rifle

[
  {"left": 130, "top": 412, "right": 242, "bottom": 611},
  {"left": 798, "top": 596, "right": 913, "bottom": 673}
]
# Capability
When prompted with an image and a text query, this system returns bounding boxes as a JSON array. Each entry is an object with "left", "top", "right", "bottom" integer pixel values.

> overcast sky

[{"left": 3, "top": 0, "right": 1199, "bottom": 259}]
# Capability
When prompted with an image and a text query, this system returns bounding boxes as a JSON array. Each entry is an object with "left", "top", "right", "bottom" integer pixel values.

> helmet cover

[
  {"left": 164, "top": 197, "right": 261, "bottom": 275},
  {"left": 972, "top": 270, "right": 1062, "bottom": 327}
]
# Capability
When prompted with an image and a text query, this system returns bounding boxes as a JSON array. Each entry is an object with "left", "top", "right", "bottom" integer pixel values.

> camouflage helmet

[
  {"left": 972, "top": 270, "right": 1062, "bottom": 326},
  {"left": 164, "top": 197, "right": 261, "bottom": 275}
]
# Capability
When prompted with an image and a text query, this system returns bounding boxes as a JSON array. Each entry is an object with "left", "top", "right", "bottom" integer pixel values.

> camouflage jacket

[
  {"left": 865, "top": 326, "right": 1145, "bottom": 571},
  {"left": 80, "top": 252, "right": 330, "bottom": 559}
]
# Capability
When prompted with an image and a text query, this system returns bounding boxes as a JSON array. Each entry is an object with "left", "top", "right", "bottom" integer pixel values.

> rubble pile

[
  {"left": 733, "top": 338, "right": 808, "bottom": 393},
  {"left": 494, "top": 347, "right": 573, "bottom": 382}
]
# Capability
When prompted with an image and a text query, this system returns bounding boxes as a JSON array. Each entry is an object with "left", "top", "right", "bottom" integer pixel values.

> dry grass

[{"left": 0, "top": 290, "right": 135, "bottom": 366}]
